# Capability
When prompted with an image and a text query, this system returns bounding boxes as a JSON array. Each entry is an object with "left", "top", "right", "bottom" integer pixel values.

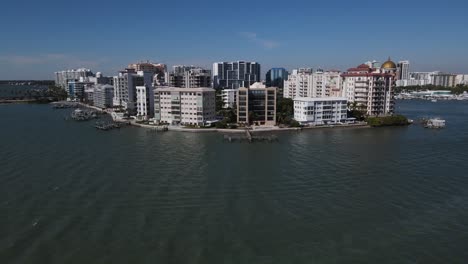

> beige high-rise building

[
  {"left": 154, "top": 87, "right": 216, "bottom": 126},
  {"left": 341, "top": 58, "right": 396, "bottom": 116},
  {"left": 283, "top": 69, "right": 342, "bottom": 99}
]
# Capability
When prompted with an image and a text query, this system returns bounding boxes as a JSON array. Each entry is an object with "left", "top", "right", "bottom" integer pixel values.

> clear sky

[{"left": 1, "top": 0, "right": 467, "bottom": 79}]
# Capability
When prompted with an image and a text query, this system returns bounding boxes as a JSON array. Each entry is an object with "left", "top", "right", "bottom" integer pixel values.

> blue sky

[{"left": 1, "top": 0, "right": 467, "bottom": 79}]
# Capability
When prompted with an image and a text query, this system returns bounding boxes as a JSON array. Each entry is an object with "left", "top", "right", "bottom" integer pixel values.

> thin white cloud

[{"left": 239, "top": 32, "right": 280, "bottom": 49}]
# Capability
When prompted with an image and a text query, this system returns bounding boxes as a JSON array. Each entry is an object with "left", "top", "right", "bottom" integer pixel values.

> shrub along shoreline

[{"left": 366, "top": 115, "right": 410, "bottom": 127}]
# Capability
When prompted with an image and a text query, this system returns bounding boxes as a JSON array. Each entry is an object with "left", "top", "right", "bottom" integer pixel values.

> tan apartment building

[{"left": 154, "top": 87, "right": 216, "bottom": 126}]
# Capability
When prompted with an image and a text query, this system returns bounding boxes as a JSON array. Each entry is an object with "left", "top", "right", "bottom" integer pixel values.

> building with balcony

[
  {"left": 168, "top": 66, "right": 211, "bottom": 88},
  {"left": 237, "top": 83, "right": 276, "bottom": 126},
  {"left": 294, "top": 97, "right": 349, "bottom": 125},
  {"left": 128, "top": 61, "right": 167, "bottom": 86},
  {"left": 341, "top": 58, "right": 396, "bottom": 116},
  {"left": 154, "top": 87, "right": 216, "bottom": 126},
  {"left": 136, "top": 85, "right": 155, "bottom": 119},
  {"left": 113, "top": 69, "right": 152, "bottom": 114},
  {"left": 67, "top": 80, "right": 94, "bottom": 101},
  {"left": 456, "top": 74, "right": 468, "bottom": 85},
  {"left": 93, "top": 84, "right": 114, "bottom": 109},
  {"left": 283, "top": 68, "right": 342, "bottom": 99},
  {"left": 213, "top": 61, "right": 261, "bottom": 89},
  {"left": 432, "top": 72, "right": 456, "bottom": 87},
  {"left": 221, "top": 89, "right": 237, "bottom": 109}
]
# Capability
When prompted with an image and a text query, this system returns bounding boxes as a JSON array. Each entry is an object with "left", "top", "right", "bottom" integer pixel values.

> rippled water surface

[{"left": 1, "top": 100, "right": 468, "bottom": 263}]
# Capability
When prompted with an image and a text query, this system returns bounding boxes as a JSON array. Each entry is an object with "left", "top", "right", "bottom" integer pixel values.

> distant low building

[
  {"left": 237, "top": 82, "right": 276, "bottom": 126},
  {"left": 294, "top": 97, "right": 348, "bottom": 125},
  {"left": 93, "top": 84, "right": 114, "bottom": 109},
  {"left": 154, "top": 87, "right": 216, "bottom": 126}
]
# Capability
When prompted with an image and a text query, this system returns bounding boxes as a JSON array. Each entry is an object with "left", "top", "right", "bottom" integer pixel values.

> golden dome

[{"left": 381, "top": 57, "right": 397, "bottom": 69}]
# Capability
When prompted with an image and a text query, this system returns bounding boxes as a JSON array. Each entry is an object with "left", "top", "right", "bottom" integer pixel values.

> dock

[
  {"left": 223, "top": 130, "right": 278, "bottom": 143},
  {"left": 94, "top": 121, "right": 130, "bottom": 131}
]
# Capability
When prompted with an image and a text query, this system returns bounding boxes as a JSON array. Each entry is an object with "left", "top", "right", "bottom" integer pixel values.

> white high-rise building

[
  {"left": 283, "top": 68, "right": 313, "bottom": 99},
  {"left": 341, "top": 58, "right": 396, "bottom": 116},
  {"left": 397, "top": 60, "right": 410, "bottom": 81},
  {"left": 154, "top": 87, "right": 216, "bottom": 126},
  {"left": 93, "top": 84, "right": 114, "bottom": 109},
  {"left": 55, "top": 68, "right": 94, "bottom": 88},
  {"left": 221, "top": 89, "right": 237, "bottom": 109},
  {"left": 113, "top": 69, "right": 153, "bottom": 114},
  {"left": 455, "top": 74, "right": 468, "bottom": 85},
  {"left": 283, "top": 69, "right": 342, "bottom": 99},
  {"left": 294, "top": 97, "right": 349, "bottom": 125},
  {"left": 136, "top": 85, "right": 155, "bottom": 119}
]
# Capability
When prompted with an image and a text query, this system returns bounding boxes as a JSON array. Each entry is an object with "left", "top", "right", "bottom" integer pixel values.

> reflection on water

[{"left": 0, "top": 100, "right": 468, "bottom": 263}]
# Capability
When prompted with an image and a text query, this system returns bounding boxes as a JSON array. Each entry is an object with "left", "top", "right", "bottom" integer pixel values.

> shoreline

[{"left": 130, "top": 121, "right": 370, "bottom": 134}]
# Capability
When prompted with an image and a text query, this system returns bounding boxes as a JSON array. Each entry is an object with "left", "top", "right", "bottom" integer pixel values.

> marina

[{"left": 424, "top": 118, "right": 446, "bottom": 129}]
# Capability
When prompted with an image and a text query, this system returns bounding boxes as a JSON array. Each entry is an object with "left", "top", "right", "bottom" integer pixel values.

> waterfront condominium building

[
  {"left": 128, "top": 61, "right": 167, "bottom": 85},
  {"left": 221, "top": 89, "right": 237, "bottom": 109},
  {"left": 55, "top": 68, "right": 94, "bottom": 89},
  {"left": 283, "top": 68, "right": 313, "bottom": 98},
  {"left": 213, "top": 61, "right": 261, "bottom": 89},
  {"left": 341, "top": 58, "right": 397, "bottom": 116},
  {"left": 266, "top": 68, "right": 288, "bottom": 96},
  {"left": 67, "top": 80, "right": 94, "bottom": 101},
  {"left": 136, "top": 85, "right": 155, "bottom": 119},
  {"left": 432, "top": 72, "right": 456, "bottom": 87},
  {"left": 293, "top": 97, "right": 349, "bottom": 126},
  {"left": 168, "top": 66, "right": 211, "bottom": 88},
  {"left": 113, "top": 69, "right": 152, "bottom": 114},
  {"left": 154, "top": 87, "right": 216, "bottom": 126},
  {"left": 283, "top": 69, "right": 342, "bottom": 99},
  {"left": 93, "top": 84, "right": 114, "bottom": 109},
  {"left": 88, "top": 72, "right": 114, "bottom": 86},
  {"left": 237, "top": 82, "right": 276, "bottom": 126}
]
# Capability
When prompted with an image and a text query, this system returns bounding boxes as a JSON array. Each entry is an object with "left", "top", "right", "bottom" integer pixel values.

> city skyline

[{"left": 1, "top": 0, "right": 468, "bottom": 79}]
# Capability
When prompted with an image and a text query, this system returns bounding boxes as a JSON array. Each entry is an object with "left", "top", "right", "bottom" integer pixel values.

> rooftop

[
  {"left": 154, "top": 87, "right": 215, "bottom": 92},
  {"left": 293, "top": 97, "right": 348, "bottom": 102}
]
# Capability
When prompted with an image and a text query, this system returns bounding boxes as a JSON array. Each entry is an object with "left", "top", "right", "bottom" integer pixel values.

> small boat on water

[
  {"left": 431, "top": 99, "right": 437, "bottom": 103},
  {"left": 424, "top": 118, "right": 446, "bottom": 129}
]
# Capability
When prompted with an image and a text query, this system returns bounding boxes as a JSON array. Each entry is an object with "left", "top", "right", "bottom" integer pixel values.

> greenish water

[{"left": 1, "top": 100, "right": 468, "bottom": 263}]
